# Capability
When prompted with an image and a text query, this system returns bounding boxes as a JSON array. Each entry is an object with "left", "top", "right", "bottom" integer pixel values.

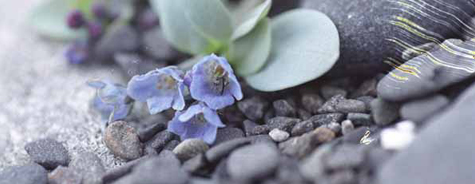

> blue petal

[
  {"left": 202, "top": 124, "right": 218, "bottom": 144},
  {"left": 159, "top": 66, "right": 184, "bottom": 82},
  {"left": 179, "top": 104, "right": 203, "bottom": 122},
  {"left": 190, "top": 70, "right": 235, "bottom": 109},
  {"left": 167, "top": 111, "right": 187, "bottom": 135},
  {"left": 182, "top": 123, "right": 208, "bottom": 140},
  {"left": 228, "top": 76, "right": 243, "bottom": 100},
  {"left": 127, "top": 70, "right": 160, "bottom": 102},
  {"left": 112, "top": 103, "right": 130, "bottom": 120},
  {"left": 203, "top": 106, "right": 225, "bottom": 127},
  {"left": 87, "top": 79, "right": 106, "bottom": 89},
  {"left": 99, "top": 83, "right": 127, "bottom": 105},
  {"left": 147, "top": 95, "right": 174, "bottom": 114},
  {"left": 172, "top": 83, "right": 186, "bottom": 111}
]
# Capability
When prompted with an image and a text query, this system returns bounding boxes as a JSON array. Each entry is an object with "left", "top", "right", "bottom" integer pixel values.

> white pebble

[
  {"left": 269, "top": 129, "right": 290, "bottom": 142},
  {"left": 381, "top": 121, "right": 416, "bottom": 150}
]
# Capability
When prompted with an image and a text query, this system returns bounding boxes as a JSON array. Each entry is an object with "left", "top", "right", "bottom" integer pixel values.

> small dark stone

[
  {"left": 24, "top": 138, "right": 70, "bottom": 170},
  {"left": 206, "top": 137, "right": 251, "bottom": 163},
  {"left": 249, "top": 135, "right": 275, "bottom": 145},
  {"left": 69, "top": 152, "right": 105, "bottom": 184},
  {"left": 150, "top": 130, "right": 176, "bottom": 151},
  {"left": 237, "top": 96, "right": 269, "bottom": 121},
  {"left": 142, "top": 28, "right": 181, "bottom": 61},
  {"left": 371, "top": 98, "right": 400, "bottom": 126},
  {"left": 252, "top": 125, "right": 270, "bottom": 135},
  {"left": 114, "top": 154, "right": 189, "bottom": 184},
  {"left": 291, "top": 120, "right": 315, "bottom": 137},
  {"left": 347, "top": 113, "right": 373, "bottom": 126},
  {"left": 279, "top": 132, "right": 319, "bottom": 159},
  {"left": 183, "top": 154, "right": 208, "bottom": 174},
  {"left": 266, "top": 117, "right": 300, "bottom": 133},
  {"left": 321, "top": 85, "right": 348, "bottom": 100},
  {"left": 301, "top": 93, "right": 324, "bottom": 114},
  {"left": 227, "top": 144, "right": 279, "bottom": 181},
  {"left": 243, "top": 120, "right": 258, "bottom": 136},
  {"left": 173, "top": 139, "right": 209, "bottom": 161},
  {"left": 351, "top": 79, "right": 378, "bottom": 98},
  {"left": 400, "top": 94, "right": 450, "bottom": 123},
  {"left": 313, "top": 127, "right": 336, "bottom": 143},
  {"left": 104, "top": 121, "right": 143, "bottom": 161},
  {"left": 341, "top": 120, "right": 355, "bottom": 135},
  {"left": 325, "top": 144, "right": 366, "bottom": 170},
  {"left": 0, "top": 164, "right": 48, "bottom": 184},
  {"left": 297, "top": 109, "right": 312, "bottom": 120},
  {"left": 342, "top": 127, "right": 370, "bottom": 144},
  {"left": 214, "top": 127, "right": 245, "bottom": 145},
  {"left": 328, "top": 170, "right": 356, "bottom": 184},
  {"left": 325, "top": 122, "right": 341, "bottom": 134},
  {"left": 273, "top": 99, "right": 297, "bottom": 117},
  {"left": 102, "top": 156, "right": 149, "bottom": 183},
  {"left": 138, "top": 122, "right": 166, "bottom": 142},
  {"left": 164, "top": 140, "right": 181, "bottom": 151},
  {"left": 319, "top": 95, "right": 366, "bottom": 113},
  {"left": 48, "top": 166, "right": 81, "bottom": 184},
  {"left": 357, "top": 96, "right": 375, "bottom": 112},
  {"left": 306, "top": 113, "right": 345, "bottom": 127},
  {"left": 264, "top": 109, "right": 275, "bottom": 123}
]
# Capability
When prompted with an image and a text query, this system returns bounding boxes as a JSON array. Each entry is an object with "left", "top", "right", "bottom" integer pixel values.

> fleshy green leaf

[
  {"left": 182, "top": 0, "right": 233, "bottom": 44},
  {"left": 231, "top": 0, "right": 271, "bottom": 40},
  {"left": 29, "top": 0, "right": 86, "bottom": 41},
  {"left": 245, "top": 9, "right": 340, "bottom": 92},
  {"left": 230, "top": 18, "right": 271, "bottom": 76},
  {"left": 150, "top": 0, "right": 225, "bottom": 55}
]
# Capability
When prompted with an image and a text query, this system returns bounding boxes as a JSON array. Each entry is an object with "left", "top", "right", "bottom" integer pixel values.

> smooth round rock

[
  {"left": 173, "top": 139, "right": 209, "bottom": 161},
  {"left": 104, "top": 121, "right": 143, "bottom": 161},
  {"left": 0, "top": 164, "right": 48, "bottom": 184},
  {"left": 301, "top": 0, "right": 475, "bottom": 76},
  {"left": 24, "top": 138, "right": 70, "bottom": 170},
  {"left": 269, "top": 129, "right": 290, "bottom": 142},
  {"left": 227, "top": 144, "right": 279, "bottom": 181},
  {"left": 214, "top": 127, "right": 245, "bottom": 145},
  {"left": 400, "top": 94, "right": 450, "bottom": 123},
  {"left": 371, "top": 98, "right": 400, "bottom": 126},
  {"left": 69, "top": 152, "right": 105, "bottom": 184}
]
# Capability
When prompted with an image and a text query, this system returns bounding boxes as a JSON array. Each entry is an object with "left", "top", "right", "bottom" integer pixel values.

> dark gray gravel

[
  {"left": 214, "top": 127, "right": 245, "bottom": 145},
  {"left": 237, "top": 96, "right": 269, "bottom": 121},
  {"left": 24, "top": 138, "right": 70, "bottom": 170},
  {"left": 0, "top": 164, "right": 48, "bottom": 184},
  {"left": 371, "top": 98, "right": 400, "bottom": 126}
]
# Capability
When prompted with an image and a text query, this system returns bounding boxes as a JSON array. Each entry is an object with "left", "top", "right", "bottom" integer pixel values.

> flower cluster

[
  {"left": 87, "top": 80, "right": 132, "bottom": 123},
  {"left": 65, "top": 3, "right": 117, "bottom": 64},
  {"left": 127, "top": 54, "right": 243, "bottom": 144}
]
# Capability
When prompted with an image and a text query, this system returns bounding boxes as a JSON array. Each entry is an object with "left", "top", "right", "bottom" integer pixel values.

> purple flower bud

[
  {"left": 167, "top": 103, "right": 225, "bottom": 144},
  {"left": 92, "top": 3, "right": 107, "bottom": 19},
  {"left": 65, "top": 41, "right": 89, "bottom": 64},
  {"left": 66, "top": 10, "right": 85, "bottom": 29},
  {"left": 87, "top": 80, "right": 132, "bottom": 121},
  {"left": 189, "top": 54, "right": 243, "bottom": 110},
  {"left": 137, "top": 9, "right": 159, "bottom": 30},
  {"left": 87, "top": 21, "right": 103, "bottom": 38},
  {"left": 127, "top": 66, "right": 186, "bottom": 114}
]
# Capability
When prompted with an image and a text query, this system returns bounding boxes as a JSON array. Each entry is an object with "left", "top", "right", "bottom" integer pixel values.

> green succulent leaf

[
  {"left": 245, "top": 9, "right": 340, "bottom": 92},
  {"left": 29, "top": 0, "right": 86, "bottom": 41},
  {"left": 230, "top": 18, "right": 271, "bottom": 76},
  {"left": 150, "top": 0, "right": 230, "bottom": 55},
  {"left": 231, "top": 0, "right": 271, "bottom": 40}
]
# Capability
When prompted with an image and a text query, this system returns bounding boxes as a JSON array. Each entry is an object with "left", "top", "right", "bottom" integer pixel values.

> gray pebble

[
  {"left": 164, "top": 140, "right": 181, "bottom": 151},
  {"left": 321, "top": 86, "right": 348, "bottom": 100},
  {"left": 243, "top": 120, "right": 258, "bottom": 136},
  {"left": 325, "top": 122, "right": 341, "bottom": 134},
  {"left": 150, "top": 130, "right": 176, "bottom": 151},
  {"left": 137, "top": 122, "right": 166, "bottom": 142},
  {"left": 252, "top": 125, "right": 270, "bottom": 135},
  {"left": 347, "top": 113, "right": 373, "bottom": 126},
  {"left": 237, "top": 96, "right": 269, "bottom": 121},
  {"left": 227, "top": 144, "right": 279, "bottom": 181},
  {"left": 104, "top": 121, "right": 143, "bottom": 161},
  {"left": 214, "top": 127, "right": 245, "bottom": 145},
  {"left": 273, "top": 99, "right": 297, "bottom": 117},
  {"left": 291, "top": 120, "right": 315, "bottom": 137},
  {"left": 0, "top": 164, "right": 48, "bottom": 184},
  {"left": 324, "top": 144, "right": 366, "bottom": 170},
  {"left": 341, "top": 120, "right": 355, "bottom": 135},
  {"left": 48, "top": 166, "right": 81, "bottom": 184},
  {"left": 400, "top": 94, "right": 450, "bottom": 123},
  {"left": 182, "top": 154, "right": 208, "bottom": 174},
  {"left": 297, "top": 109, "right": 312, "bottom": 120},
  {"left": 306, "top": 113, "right": 345, "bottom": 127},
  {"left": 24, "top": 138, "right": 70, "bottom": 170},
  {"left": 206, "top": 137, "right": 251, "bottom": 163},
  {"left": 173, "top": 139, "right": 209, "bottom": 161},
  {"left": 371, "top": 98, "right": 400, "bottom": 126},
  {"left": 269, "top": 129, "right": 290, "bottom": 142},
  {"left": 301, "top": 93, "right": 324, "bottom": 114},
  {"left": 318, "top": 95, "right": 366, "bottom": 113},
  {"left": 69, "top": 152, "right": 105, "bottom": 184},
  {"left": 266, "top": 117, "right": 300, "bottom": 133}
]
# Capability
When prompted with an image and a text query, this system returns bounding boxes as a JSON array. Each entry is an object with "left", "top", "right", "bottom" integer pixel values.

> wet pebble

[
  {"left": 24, "top": 138, "right": 70, "bottom": 170},
  {"left": 104, "top": 121, "right": 143, "bottom": 160},
  {"left": 173, "top": 139, "right": 209, "bottom": 161}
]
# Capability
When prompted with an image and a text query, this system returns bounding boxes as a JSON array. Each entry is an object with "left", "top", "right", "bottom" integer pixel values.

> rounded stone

[
  {"left": 0, "top": 164, "right": 48, "bottom": 184},
  {"left": 104, "top": 121, "right": 143, "bottom": 161},
  {"left": 173, "top": 139, "right": 209, "bottom": 161},
  {"left": 269, "top": 129, "right": 290, "bottom": 142},
  {"left": 227, "top": 144, "right": 280, "bottom": 181}
]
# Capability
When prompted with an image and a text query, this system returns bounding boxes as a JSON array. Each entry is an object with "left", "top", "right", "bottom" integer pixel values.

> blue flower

[
  {"left": 127, "top": 66, "right": 186, "bottom": 114},
  {"left": 65, "top": 41, "right": 89, "bottom": 64},
  {"left": 167, "top": 103, "right": 225, "bottom": 144},
  {"left": 87, "top": 80, "right": 131, "bottom": 121},
  {"left": 189, "top": 54, "right": 243, "bottom": 110}
]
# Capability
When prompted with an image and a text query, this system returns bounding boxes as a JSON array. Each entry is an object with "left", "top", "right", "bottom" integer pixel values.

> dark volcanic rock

[
  {"left": 318, "top": 95, "right": 366, "bottom": 113},
  {"left": 273, "top": 99, "right": 297, "bottom": 117},
  {"left": 0, "top": 164, "right": 48, "bottom": 184},
  {"left": 301, "top": 0, "right": 475, "bottom": 76},
  {"left": 237, "top": 96, "right": 269, "bottom": 121},
  {"left": 24, "top": 138, "right": 69, "bottom": 170},
  {"left": 214, "top": 127, "right": 245, "bottom": 145},
  {"left": 150, "top": 130, "right": 177, "bottom": 151},
  {"left": 104, "top": 121, "right": 143, "bottom": 160},
  {"left": 400, "top": 94, "right": 450, "bottom": 123},
  {"left": 252, "top": 125, "right": 270, "bottom": 135},
  {"left": 371, "top": 98, "right": 400, "bottom": 126},
  {"left": 306, "top": 113, "right": 345, "bottom": 127},
  {"left": 137, "top": 122, "right": 167, "bottom": 142},
  {"left": 378, "top": 82, "right": 475, "bottom": 184},
  {"left": 227, "top": 144, "right": 279, "bottom": 181},
  {"left": 266, "top": 117, "right": 300, "bottom": 133},
  {"left": 291, "top": 120, "right": 314, "bottom": 136}
]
